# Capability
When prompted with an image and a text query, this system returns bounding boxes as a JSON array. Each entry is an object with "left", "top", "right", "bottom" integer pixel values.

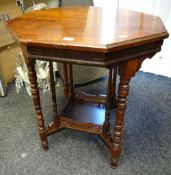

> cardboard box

[
  {"left": 0, "top": 44, "right": 21, "bottom": 85},
  {"left": 0, "top": 0, "right": 106, "bottom": 86},
  {"left": 0, "top": 0, "right": 22, "bottom": 47},
  {"left": 0, "top": 0, "right": 22, "bottom": 84}
]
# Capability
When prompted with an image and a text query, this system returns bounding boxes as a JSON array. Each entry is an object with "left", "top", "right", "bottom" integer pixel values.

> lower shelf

[{"left": 59, "top": 98, "right": 106, "bottom": 134}]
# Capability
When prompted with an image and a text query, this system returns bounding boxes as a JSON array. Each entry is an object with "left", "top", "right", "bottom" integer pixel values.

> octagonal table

[{"left": 6, "top": 6, "right": 169, "bottom": 168}]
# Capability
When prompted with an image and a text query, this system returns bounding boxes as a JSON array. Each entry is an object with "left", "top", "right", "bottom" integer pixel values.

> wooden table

[{"left": 7, "top": 6, "right": 168, "bottom": 168}]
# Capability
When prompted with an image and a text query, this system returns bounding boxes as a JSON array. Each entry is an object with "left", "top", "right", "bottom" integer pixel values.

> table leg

[
  {"left": 62, "top": 63, "right": 69, "bottom": 98},
  {"left": 111, "top": 59, "right": 138, "bottom": 168},
  {"left": 102, "top": 68, "right": 112, "bottom": 137},
  {"left": 28, "top": 59, "right": 48, "bottom": 150},
  {"left": 49, "top": 61, "right": 60, "bottom": 127},
  {"left": 111, "top": 65, "right": 118, "bottom": 108},
  {"left": 68, "top": 64, "right": 74, "bottom": 97}
]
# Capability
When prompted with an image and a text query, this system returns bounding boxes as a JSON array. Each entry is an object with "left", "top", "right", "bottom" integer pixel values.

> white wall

[
  {"left": 94, "top": 0, "right": 171, "bottom": 77},
  {"left": 93, "top": 0, "right": 118, "bottom": 7},
  {"left": 119, "top": 0, "right": 171, "bottom": 77}
]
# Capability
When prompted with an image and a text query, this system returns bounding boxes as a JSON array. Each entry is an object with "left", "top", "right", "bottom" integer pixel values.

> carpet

[{"left": 0, "top": 71, "right": 170, "bottom": 175}]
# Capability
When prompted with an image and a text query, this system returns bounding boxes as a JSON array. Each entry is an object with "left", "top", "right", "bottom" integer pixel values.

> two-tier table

[{"left": 6, "top": 6, "right": 168, "bottom": 168}]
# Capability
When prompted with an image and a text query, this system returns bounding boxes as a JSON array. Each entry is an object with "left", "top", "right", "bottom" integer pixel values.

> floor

[{"left": 0, "top": 71, "right": 171, "bottom": 175}]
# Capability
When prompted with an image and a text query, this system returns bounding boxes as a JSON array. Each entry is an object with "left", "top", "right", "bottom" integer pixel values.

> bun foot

[
  {"left": 43, "top": 146, "right": 49, "bottom": 151},
  {"left": 41, "top": 140, "right": 49, "bottom": 151},
  {"left": 111, "top": 158, "right": 118, "bottom": 169}
]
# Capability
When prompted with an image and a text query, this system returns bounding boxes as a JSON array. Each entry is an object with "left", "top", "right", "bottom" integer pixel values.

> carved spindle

[
  {"left": 111, "top": 78, "right": 130, "bottom": 168},
  {"left": 27, "top": 59, "right": 48, "bottom": 150},
  {"left": 111, "top": 65, "right": 118, "bottom": 108},
  {"left": 68, "top": 64, "right": 74, "bottom": 97},
  {"left": 102, "top": 68, "right": 112, "bottom": 137},
  {"left": 111, "top": 59, "right": 139, "bottom": 168},
  {"left": 62, "top": 63, "right": 69, "bottom": 98},
  {"left": 49, "top": 61, "right": 59, "bottom": 126}
]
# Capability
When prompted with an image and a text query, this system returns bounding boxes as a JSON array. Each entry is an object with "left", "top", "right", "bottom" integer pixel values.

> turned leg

[
  {"left": 62, "top": 63, "right": 69, "bottom": 98},
  {"left": 111, "top": 65, "right": 118, "bottom": 108},
  {"left": 28, "top": 59, "right": 48, "bottom": 150},
  {"left": 102, "top": 68, "right": 112, "bottom": 137},
  {"left": 111, "top": 78, "right": 130, "bottom": 168},
  {"left": 68, "top": 64, "right": 74, "bottom": 97},
  {"left": 49, "top": 61, "right": 60, "bottom": 127},
  {"left": 111, "top": 60, "right": 138, "bottom": 168}
]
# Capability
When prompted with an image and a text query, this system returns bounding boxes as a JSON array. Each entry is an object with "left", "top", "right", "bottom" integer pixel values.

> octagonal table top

[{"left": 6, "top": 6, "right": 168, "bottom": 53}]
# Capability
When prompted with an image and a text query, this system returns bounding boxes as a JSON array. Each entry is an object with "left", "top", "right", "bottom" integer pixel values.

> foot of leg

[
  {"left": 111, "top": 148, "right": 121, "bottom": 168},
  {"left": 41, "top": 140, "right": 49, "bottom": 151}
]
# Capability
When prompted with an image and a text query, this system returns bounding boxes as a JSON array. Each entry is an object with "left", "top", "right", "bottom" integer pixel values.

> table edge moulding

[{"left": 6, "top": 6, "right": 169, "bottom": 169}]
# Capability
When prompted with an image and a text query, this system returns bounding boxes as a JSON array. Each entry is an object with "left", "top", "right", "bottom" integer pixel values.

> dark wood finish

[
  {"left": 61, "top": 98, "right": 105, "bottom": 125},
  {"left": 60, "top": 117, "right": 103, "bottom": 134},
  {"left": 62, "top": 63, "right": 69, "bottom": 98},
  {"left": 27, "top": 59, "right": 48, "bottom": 150},
  {"left": 24, "top": 39, "right": 163, "bottom": 67},
  {"left": 111, "top": 66, "right": 118, "bottom": 108},
  {"left": 111, "top": 59, "right": 138, "bottom": 168},
  {"left": 102, "top": 69, "right": 112, "bottom": 138},
  {"left": 6, "top": 6, "right": 169, "bottom": 169},
  {"left": 60, "top": 98, "right": 105, "bottom": 134},
  {"left": 49, "top": 96, "right": 105, "bottom": 135},
  {"left": 48, "top": 61, "right": 60, "bottom": 130},
  {"left": 74, "top": 91, "right": 106, "bottom": 104},
  {"left": 68, "top": 64, "right": 74, "bottom": 97},
  {"left": 6, "top": 7, "right": 168, "bottom": 52}
]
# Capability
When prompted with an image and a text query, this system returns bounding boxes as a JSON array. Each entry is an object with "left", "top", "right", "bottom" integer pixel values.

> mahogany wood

[
  {"left": 102, "top": 69, "right": 112, "bottom": 138},
  {"left": 60, "top": 117, "right": 103, "bottom": 134},
  {"left": 27, "top": 59, "right": 48, "bottom": 150},
  {"left": 6, "top": 7, "right": 168, "bottom": 52},
  {"left": 111, "top": 66, "right": 118, "bottom": 108},
  {"left": 62, "top": 63, "right": 69, "bottom": 98},
  {"left": 74, "top": 91, "right": 106, "bottom": 104},
  {"left": 49, "top": 61, "right": 60, "bottom": 128},
  {"left": 6, "top": 6, "right": 169, "bottom": 169},
  {"left": 61, "top": 98, "right": 105, "bottom": 125},
  {"left": 68, "top": 64, "right": 74, "bottom": 97}
]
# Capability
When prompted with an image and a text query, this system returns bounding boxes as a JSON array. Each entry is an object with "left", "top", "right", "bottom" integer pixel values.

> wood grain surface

[{"left": 6, "top": 6, "right": 168, "bottom": 52}]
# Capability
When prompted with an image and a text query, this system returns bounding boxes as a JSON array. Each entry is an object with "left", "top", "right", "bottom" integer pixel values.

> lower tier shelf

[{"left": 59, "top": 98, "right": 106, "bottom": 134}]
